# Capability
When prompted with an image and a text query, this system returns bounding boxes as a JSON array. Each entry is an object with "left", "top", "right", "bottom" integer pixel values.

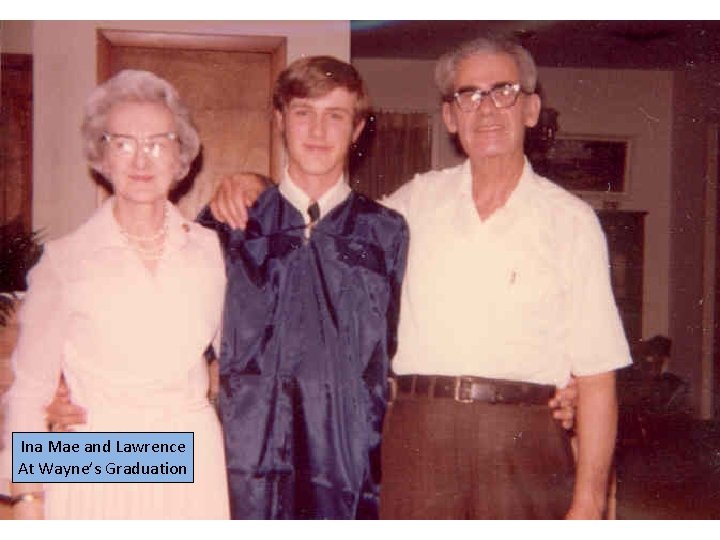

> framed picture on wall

[{"left": 530, "top": 134, "right": 630, "bottom": 194}]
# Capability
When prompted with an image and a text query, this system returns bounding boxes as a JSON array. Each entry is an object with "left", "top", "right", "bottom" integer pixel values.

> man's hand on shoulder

[{"left": 209, "top": 172, "right": 273, "bottom": 230}]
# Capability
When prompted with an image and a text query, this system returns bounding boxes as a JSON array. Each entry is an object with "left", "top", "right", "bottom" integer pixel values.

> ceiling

[{"left": 350, "top": 20, "right": 720, "bottom": 70}]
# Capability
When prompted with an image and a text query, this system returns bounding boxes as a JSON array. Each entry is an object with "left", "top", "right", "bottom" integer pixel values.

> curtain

[{"left": 349, "top": 111, "right": 432, "bottom": 201}]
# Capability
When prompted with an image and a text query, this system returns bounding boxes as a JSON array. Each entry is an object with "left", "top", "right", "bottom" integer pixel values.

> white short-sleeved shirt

[{"left": 382, "top": 159, "right": 631, "bottom": 387}]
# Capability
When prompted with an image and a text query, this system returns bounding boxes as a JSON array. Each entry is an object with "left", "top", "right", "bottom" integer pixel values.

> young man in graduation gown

[{"left": 198, "top": 56, "right": 408, "bottom": 519}]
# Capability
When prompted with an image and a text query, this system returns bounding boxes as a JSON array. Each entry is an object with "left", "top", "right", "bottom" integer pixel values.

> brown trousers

[{"left": 379, "top": 397, "right": 575, "bottom": 519}]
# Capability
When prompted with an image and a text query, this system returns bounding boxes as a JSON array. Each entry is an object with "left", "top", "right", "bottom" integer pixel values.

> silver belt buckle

[
  {"left": 454, "top": 376, "right": 474, "bottom": 403},
  {"left": 387, "top": 377, "right": 398, "bottom": 402}
]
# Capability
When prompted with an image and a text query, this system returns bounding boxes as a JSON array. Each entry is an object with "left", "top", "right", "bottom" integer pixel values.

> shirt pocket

[{"left": 503, "top": 257, "right": 563, "bottom": 316}]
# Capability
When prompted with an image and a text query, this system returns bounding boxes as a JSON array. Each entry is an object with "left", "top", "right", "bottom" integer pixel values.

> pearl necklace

[{"left": 119, "top": 203, "right": 169, "bottom": 261}]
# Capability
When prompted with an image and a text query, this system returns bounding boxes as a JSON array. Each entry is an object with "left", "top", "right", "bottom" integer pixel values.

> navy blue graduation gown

[{"left": 199, "top": 187, "right": 408, "bottom": 519}]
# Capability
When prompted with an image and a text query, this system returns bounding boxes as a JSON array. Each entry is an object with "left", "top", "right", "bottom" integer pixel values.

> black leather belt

[{"left": 389, "top": 374, "right": 554, "bottom": 405}]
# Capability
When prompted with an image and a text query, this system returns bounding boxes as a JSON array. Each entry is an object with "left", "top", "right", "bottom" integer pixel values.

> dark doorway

[{"left": 0, "top": 53, "right": 33, "bottom": 231}]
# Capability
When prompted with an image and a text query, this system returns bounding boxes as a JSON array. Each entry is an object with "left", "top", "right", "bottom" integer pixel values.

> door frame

[{"left": 704, "top": 124, "right": 719, "bottom": 419}]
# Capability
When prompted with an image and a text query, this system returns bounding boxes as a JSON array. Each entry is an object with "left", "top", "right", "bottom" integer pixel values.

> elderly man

[{"left": 374, "top": 36, "right": 631, "bottom": 520}]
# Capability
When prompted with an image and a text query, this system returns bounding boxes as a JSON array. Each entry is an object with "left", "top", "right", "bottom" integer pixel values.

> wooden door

[{"left": 97, "top": 30, "right": 286, "bottom": 220}]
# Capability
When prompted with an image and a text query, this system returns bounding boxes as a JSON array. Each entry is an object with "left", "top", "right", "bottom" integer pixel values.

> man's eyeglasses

[
  {"left": 102, "top": 132, "right": 178, "bottom": 159},
  {"left": 447, "top": 82, "right": 530, "bottom": 112}
]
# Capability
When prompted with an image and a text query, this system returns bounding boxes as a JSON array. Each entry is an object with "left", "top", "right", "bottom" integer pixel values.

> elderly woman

[{"left": 0, "top": 70, "right": 229, "bottom": 519}]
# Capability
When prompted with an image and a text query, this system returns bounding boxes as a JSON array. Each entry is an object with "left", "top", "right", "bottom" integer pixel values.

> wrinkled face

[
  {"left": 442, "top": 52, "right": 540, "bottom": 162},
  {"left": 100, "top": 101, "right": 181, "bottom": 206},
  {"left": 277, "top": 87, "right": 365, "bottom": 183}
]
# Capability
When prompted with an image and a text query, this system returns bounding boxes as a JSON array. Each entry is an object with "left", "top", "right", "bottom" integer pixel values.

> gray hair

[
  {"left": 434, "top": 36, "right": 538, "bottom": 99},
  {"left": 81, "top": 69, "right": 200, "bottom": 181}
]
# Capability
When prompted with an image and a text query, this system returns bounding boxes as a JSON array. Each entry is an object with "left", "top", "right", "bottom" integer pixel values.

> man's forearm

[{"left": 570, "top": 370, "right": 618, "bottom": 519}]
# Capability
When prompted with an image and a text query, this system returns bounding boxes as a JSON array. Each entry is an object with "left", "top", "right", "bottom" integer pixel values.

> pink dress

[{"left": 1, "top": 200, "right": 229, "bottom": 519}]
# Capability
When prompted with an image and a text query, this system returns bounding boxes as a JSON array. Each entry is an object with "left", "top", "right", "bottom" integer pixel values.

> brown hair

[{"left": 273, "top": 56, "right": 369, "bottom": 125}]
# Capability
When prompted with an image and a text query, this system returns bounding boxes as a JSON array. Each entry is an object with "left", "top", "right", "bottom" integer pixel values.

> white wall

[
  {"left": 29, "top": 20, "right": 350, "bottom": 240},
  {"left": 354, "top": 57, "right": 674, "bottom": 340}
]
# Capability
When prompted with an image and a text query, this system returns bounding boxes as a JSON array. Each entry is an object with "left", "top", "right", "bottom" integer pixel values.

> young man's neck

[{"left": 287, "top": 164, "right": 345, "bottom": 202}]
